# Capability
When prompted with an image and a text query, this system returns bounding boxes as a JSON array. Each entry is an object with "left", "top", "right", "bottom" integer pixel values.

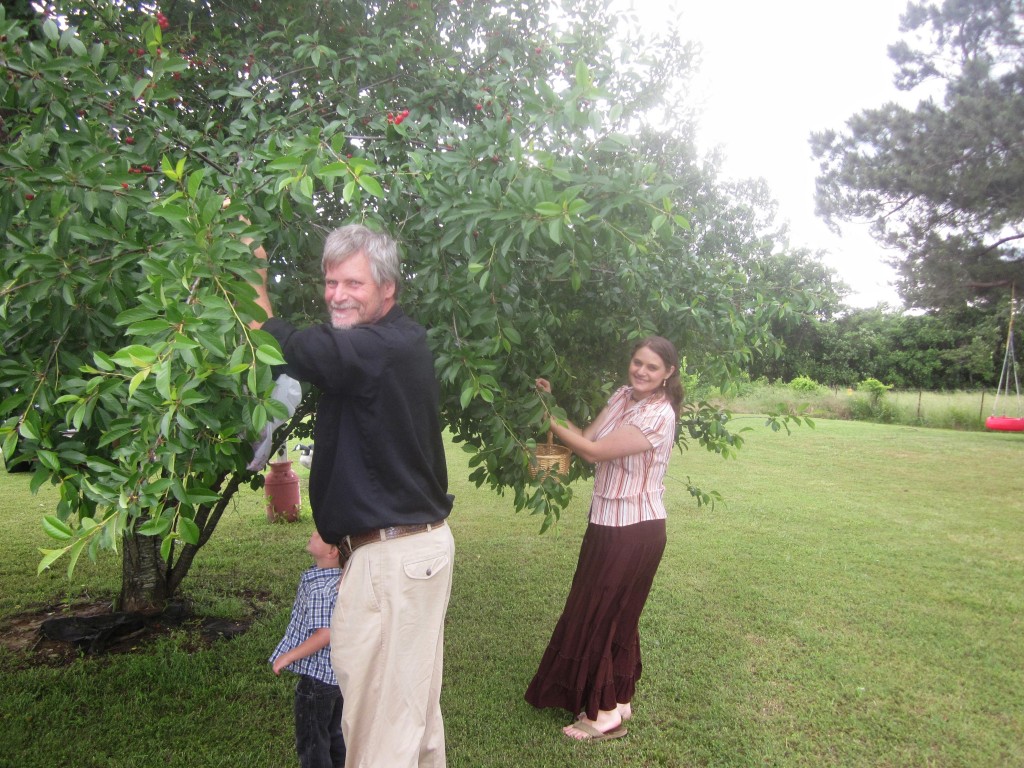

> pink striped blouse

[{"left": 589, "top": 386, "right": 676, "bottom": 527}]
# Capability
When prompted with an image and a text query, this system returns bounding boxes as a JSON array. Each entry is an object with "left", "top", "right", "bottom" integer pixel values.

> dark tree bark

[{"left": 120, "top": 528, "right": 172, "bottom": 614}]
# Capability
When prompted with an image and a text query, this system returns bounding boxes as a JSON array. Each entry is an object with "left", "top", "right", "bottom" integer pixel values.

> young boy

[{"left": 270, "top": 530, "right": 345, "bottom": 768}]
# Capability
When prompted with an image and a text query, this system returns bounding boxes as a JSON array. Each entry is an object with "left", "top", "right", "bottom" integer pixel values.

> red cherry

[
  {"left": 24, "top": 193, "right": 35, "bottom": 200},
  {"left": 475, "top": 104, "right": 482, "bottom": 110},
  {"left": 121, "top": 182, "right": 129, "bottom": 189},
  {"left": 125, "top": 137, "right": 135, "bottom": 145}
]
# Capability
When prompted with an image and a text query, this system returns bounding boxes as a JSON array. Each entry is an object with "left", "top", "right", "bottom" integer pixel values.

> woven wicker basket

[{"left": 529, "top": 432, "right": 571, "bottom": 480}]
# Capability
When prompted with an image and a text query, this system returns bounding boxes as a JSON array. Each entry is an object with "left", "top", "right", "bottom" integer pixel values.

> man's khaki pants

[{"left": 331, "top": 523, "right": 454, "bottom": 768}]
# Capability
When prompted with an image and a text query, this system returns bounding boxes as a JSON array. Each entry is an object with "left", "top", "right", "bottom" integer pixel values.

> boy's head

[{"left": 307, "top": 529, "right": 341, "bottom": 569}]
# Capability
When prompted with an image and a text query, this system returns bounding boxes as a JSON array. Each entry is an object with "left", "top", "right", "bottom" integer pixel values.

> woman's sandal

[{"left": 564, "top": 719, "right": 628, "bottom": 742}]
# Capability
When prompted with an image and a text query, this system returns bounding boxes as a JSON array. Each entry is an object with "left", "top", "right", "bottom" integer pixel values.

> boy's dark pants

[{"left": 295, "top": 674, "right": 345, "bottom": 768}]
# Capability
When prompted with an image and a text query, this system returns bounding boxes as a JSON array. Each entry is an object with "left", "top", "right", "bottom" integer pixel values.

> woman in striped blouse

[{"left": 525, "top": 336, "right": 683, "bottom": 742}]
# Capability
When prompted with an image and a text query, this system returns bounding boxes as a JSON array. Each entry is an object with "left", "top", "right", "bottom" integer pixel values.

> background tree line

[
  {"left": 748, "top": 301, "right": 1008, "bottom": 391},
  {"left": 761, "top": 0, "right": 1023, "bottom": 393}
]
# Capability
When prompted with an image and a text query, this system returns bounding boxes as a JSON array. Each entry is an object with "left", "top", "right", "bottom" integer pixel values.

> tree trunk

[{"left": 119, "top": 528, "right": 172, "bottom": 614}]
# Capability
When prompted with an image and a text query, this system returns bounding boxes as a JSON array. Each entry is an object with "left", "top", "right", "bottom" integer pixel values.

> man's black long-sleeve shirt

[{"left": 263, "top": 307, "right": 451, "bottom": 544}]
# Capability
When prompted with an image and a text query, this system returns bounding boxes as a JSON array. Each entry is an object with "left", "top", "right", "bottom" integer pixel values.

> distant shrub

[
  {"left": 857, "top": 378, "right": 893, "bottom": 404},
  {"left": 789, "top": 375, "right": 821, "bottom": 393},
  {"left": 850, "top": 395, "right": 898, "bottom": 423}
]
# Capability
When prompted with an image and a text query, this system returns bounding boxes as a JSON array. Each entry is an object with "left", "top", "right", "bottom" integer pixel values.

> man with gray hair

[{"left": 250, "top": 223, "right": 455, "bottom": 768}]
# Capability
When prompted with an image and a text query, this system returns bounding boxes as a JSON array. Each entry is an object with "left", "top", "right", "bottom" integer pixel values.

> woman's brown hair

[{"left": 632, "top": 336, "right": 683, "bottom": 417}]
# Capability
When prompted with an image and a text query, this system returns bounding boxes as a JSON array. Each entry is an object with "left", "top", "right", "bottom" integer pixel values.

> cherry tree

[{"left": 1, "top": 0, "right": 818, "bottom": 611}]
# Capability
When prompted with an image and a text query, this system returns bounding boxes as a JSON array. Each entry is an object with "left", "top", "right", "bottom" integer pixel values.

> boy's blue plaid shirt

[{"left": 269, "top": 565, "right": 341, "bottom": 685}]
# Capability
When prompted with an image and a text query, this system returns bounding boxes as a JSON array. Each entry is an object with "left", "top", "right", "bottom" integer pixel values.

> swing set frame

[{"left": 985, "top": 284, "right": 1024, "bottom": 431}]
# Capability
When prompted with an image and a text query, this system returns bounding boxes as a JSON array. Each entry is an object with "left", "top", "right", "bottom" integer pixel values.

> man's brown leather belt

[{"left": 339, "top": 520, "right": 446, "bottom": 565}]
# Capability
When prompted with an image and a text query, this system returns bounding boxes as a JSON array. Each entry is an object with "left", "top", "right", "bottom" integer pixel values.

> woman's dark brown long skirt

[{"left": 524, "top": 518, "right": 667, "bottom": 721}]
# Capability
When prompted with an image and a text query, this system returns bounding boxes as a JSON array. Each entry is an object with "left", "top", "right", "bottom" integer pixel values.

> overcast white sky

[{"left": 634, "top": 0, "right": 925, "bottom": 307}]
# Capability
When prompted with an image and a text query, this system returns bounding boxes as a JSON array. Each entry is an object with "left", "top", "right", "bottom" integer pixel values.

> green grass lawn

[{"left": 1, "top": 418, "right": 1022, "bottom": 767}]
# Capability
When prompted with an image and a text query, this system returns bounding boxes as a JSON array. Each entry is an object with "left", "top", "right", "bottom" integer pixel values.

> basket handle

[{"left": 546, "top": 431, "right": 554, "bottom": 447}]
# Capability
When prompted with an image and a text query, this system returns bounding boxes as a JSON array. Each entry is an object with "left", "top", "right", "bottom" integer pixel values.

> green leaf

[
  {"left": 186, "top": 487, "right": 221, "bottom": 505},
  {"left": 1, "top": 431, "right": 18, "bottom": 462},
  {"left": 36, "top": 449, "right": 60, "bottom": 471},
  {"left": 255, "top": 344, "right": 286, "bottom": 365},
  {"left": 90, "top": 42, "right": 105, "bottom": 68},
  {"left": 138, "top": 516, "right": 172, "bottom": 536},
  {"left": 356, "top": 174, "right": 384, "bottom": 199},
  {"left": 547, "top": 217, "right": 562, "bottom": 244},
  {"left": 268, "top": 156, "right": 304, "bottom": 171},
  {"left": 575, "top": 60, "right": 591, "bottom": 89},
  {"left": 42, "top": 515, "right": 73, "bottom": 541},
  {"left": 187, "top": 168, "right": 205, "bottom": 198},
  {"left": 128, "top": 368, "right": 150, "bottom": 397},
  {"left": 150, "top": 203, "right": 190, "bottom": 222},
  {"left": 18, "top": 413, "right": 39, "bottom": 441},
  {"left": 161, "top": 154, "right": 179, "bottom": 181},
  {"left": 37, "top": 548, "right": 67, "bottom": 574},
  {"left": 127, "top": 319, "right": 169, "bottom": 336},
  {"left": 91, "top": 351, "right": 115, "bottom": 371},
  {"left": 316, "top": 162, "right": 349, "bottom": 180},
  {"left": 112, "top": 345, "right": 158, "bottom": 367},
  {"left": 66, "top": 538, "right": 87, "bottom": 578},
  {"left": 160, "top": 533, "right": 174, "bottom": 562},
  {"left": 177, "top": 516, "right": 201, "bottom": 546},
  {"left": 252, "top": 403, "right": 267, "bottom": 433},
  {"left": 155, "top": 361, "right": 172, "bottom": 400},
  {"left": 175, "top": 411, "right": 198, "bottom": 431}
]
